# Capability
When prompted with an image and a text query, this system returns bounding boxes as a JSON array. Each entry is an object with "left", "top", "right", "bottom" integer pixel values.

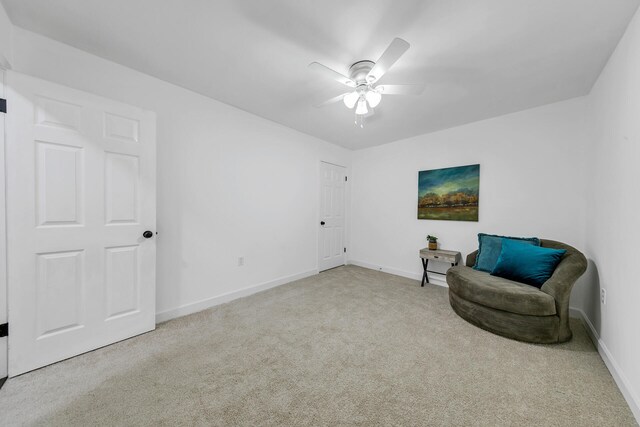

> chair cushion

[{"left": 447, "top": 266, "right": 557, "bottom": 316}]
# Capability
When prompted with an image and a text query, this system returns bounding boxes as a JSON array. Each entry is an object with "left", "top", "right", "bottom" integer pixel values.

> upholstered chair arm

[
  {"left": 539, "top": 241, "right": 587, "bottom": 341},
  {"left": 540, "top": 251, "right": 587, "bottom": 305},
  {"left": 466, "top": 250, "right": 478, "bottom": 267}
]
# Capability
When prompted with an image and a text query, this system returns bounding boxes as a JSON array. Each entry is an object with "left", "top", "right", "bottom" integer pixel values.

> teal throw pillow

[
  {"left": 473, "top": 233, "right": 540, "bottom": 272},
  {"left": 490, "top": 239, "right": 566, "bottom": 288}
]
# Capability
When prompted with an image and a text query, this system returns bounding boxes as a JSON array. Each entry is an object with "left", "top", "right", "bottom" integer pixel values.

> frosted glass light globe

[
  {"left": 355, "top": 98, "right": 368, "bottom": 115},
  {"left": 343, "top": 91, "right": 359, "bottom": 109},
  {"left": 366, "top": 90, "right": 382, "bottom": 108}
]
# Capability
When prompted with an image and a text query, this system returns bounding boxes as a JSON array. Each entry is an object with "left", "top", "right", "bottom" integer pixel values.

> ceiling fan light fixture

[
  {"left": 343, "top": 91, "right": 359, "bottom": 109},
  {"left": 355, "top": 98, "right": 368, "bottom": 115},
  {"left": 366, "top": 90, "right": 382, "bottom": 108},
  {"left": 310, "top": 38, "right": 414, "bottom": 125}
]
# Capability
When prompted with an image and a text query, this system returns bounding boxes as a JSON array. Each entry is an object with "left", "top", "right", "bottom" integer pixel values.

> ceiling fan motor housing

[{"left": 348, "top": 60, "right": 376, "bottom": 85}]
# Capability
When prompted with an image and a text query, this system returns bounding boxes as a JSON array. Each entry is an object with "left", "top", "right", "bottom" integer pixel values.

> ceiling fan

[{"left": 309, "top": 38, "right": 424, "bottom": 127}]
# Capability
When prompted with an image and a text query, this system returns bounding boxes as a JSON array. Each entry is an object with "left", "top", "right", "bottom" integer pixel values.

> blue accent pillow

[
  {"left": 473, "top": 233, "right": 540, "bottom": 272},
  {"left": 490, "top": 239, "right": 566, "bottom": 288}
]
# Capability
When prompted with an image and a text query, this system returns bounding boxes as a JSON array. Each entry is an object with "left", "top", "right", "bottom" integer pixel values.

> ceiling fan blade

[
  {"left": 367, "top": 38, "right": 410, "bottom": 83},
  {"left": 309, "top": 62, "right": 356, "bottom": 87},
  {"left": 313, "top": 92, "right": 351, "bottom": 108},
  {"left": 377, "top": 84, "right": 425, "bottom": 95}
]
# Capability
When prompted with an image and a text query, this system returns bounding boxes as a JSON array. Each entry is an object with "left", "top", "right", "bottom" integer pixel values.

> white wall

[
  {"left": 585, "top": 6, "right": 640, "bottom": 419},
  {"left": 9, "top": 28, "right": 350, "bottom": 321},
  {"left": 349, "top": 97, "right": 590, "bottom": 298},
  {"left": 0, "top": 1, "right": 11, "bottom": 68}
]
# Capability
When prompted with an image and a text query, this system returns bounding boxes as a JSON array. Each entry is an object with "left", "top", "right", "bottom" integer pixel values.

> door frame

[
  {"left": 317, "top": 160, "right": 348, "bottom": 272},
  {"left": 0, "top": 68, "right": 7, "bottom": 381}
]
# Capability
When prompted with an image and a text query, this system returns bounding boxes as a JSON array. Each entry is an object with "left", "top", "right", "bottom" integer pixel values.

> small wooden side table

[{"left": 419, "top": 248, "right": 462, "bottom": 287}]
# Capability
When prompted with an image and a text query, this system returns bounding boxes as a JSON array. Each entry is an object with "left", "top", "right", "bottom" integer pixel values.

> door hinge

[
  {"left": 0, "top": 323, "right": 7, "bottom": 338},
  {"left": 344, "top": 247, "right": 346, "bottom": 253},
  {"left": 345, "top": 176, "right": 348, "bottom": 182},
  {"left": 0, "top": 98, "right": 6, "bottom": 114}
]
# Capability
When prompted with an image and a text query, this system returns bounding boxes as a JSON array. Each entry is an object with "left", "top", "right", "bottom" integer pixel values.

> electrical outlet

[
  {"left": 600, "top": 288, "right": 606, "bottom": 305},
  {"left": 238, "top": 256, "right": 244, "bottom": 267}
]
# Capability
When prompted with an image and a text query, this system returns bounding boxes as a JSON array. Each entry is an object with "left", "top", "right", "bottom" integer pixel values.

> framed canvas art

[{"left": 418, "top": 164, "right": 480, "bottom": 221}]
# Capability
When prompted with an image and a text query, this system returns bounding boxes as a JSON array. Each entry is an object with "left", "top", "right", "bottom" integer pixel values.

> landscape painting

[{"left": 418, "top": 164, "right": 480, "bottom": 221}]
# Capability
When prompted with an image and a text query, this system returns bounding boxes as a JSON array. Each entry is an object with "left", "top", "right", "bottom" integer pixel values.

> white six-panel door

[
  {"left": 6, "top": 72, "right": 157, "bottom": 376},
  {"left": 319, "top": 162, "right": 346, "bottom": 271}
]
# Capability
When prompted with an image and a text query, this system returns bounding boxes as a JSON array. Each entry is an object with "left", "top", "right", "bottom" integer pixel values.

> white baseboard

[
  {"left": 570, "top": 307, "right": 640, "bottom": 423},
  {"left": 155, "top": 269, "right": 318, "bottom": 323},
  {"left": 347, "top": 259, "right": 448, "bottom": 288}
]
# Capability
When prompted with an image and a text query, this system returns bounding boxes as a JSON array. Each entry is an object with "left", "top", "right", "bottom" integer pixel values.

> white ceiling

[{"left": 2, "top": 0, "right": 638, "bottom": 149}]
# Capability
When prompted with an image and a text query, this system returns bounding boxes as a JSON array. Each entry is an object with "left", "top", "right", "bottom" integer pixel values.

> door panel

[
  {"left": 105, "top": 152, "right": 139, "bottom": 224},
  {"left": 36, "top": 141, "right": 84, "bottom": 226},
  {"left": 318, "top": 162, "right": 346, "bottom": 272},
  {"left": 36, "top": 250, "right": 84, "bottom": 338},
  {"left": 6, "top": 72, "right": 156, "bottom": 376},
  {"left": 35, "top": 96, "right": 82, "bottom": 131},
  {"left": 104, "top": 112, "right": 140, "bottom": 143},
  {"left": 105, "top": 245, "right": 140, "bottom": 319}
]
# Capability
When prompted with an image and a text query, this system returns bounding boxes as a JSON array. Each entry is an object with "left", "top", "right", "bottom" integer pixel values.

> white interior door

[
  {"left": 6, "top": 72, "right": 157, "bottom": 376},
  {"left": 319, "top": 162, "right": 346, "bottom": 272}
]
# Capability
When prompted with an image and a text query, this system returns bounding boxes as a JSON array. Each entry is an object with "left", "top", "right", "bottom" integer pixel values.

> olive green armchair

[{"left": 446, "top": 240, "right": 587, "bottom": 344}]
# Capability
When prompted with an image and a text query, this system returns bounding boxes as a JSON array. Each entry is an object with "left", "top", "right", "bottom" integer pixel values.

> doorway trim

[{"left": 0, "top": 68, "right": 8, "bottom": 382}]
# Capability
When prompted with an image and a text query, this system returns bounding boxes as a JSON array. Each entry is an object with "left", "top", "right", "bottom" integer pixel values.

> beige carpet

[{"left": 0, "top": 265, "right": 636, "bottom": 426}]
